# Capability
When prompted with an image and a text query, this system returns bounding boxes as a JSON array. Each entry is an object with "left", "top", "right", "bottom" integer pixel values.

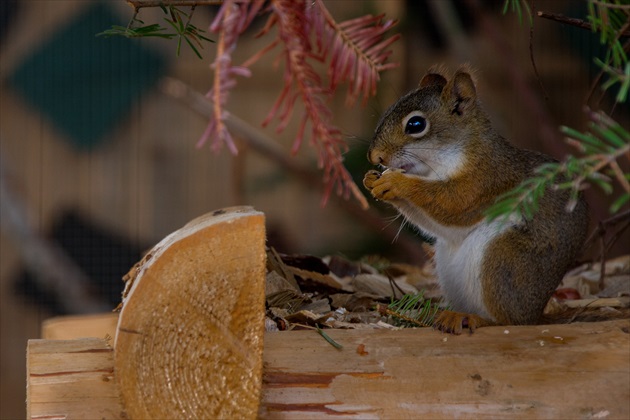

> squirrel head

[{"left": 368, "top": 66, "right": 489, "bottom": 180}]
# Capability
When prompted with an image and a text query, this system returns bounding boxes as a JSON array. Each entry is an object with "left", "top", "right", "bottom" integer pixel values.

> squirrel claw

[
  {"left": 433, "top": 310, "right": 491, "bottom": 335},
  {"left": 363, "top": 170, "right": 382, "bottom": 190}
]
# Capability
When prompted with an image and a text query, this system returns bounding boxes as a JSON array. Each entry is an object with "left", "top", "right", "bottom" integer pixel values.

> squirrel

[{"left": 363, "top": 66, "right": 589, "bottom": 334}]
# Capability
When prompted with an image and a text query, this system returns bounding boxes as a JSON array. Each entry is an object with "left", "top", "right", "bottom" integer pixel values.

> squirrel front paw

[
  {"left": 363, "top": 169, "right": 381, "bottom": 190},
  {"left": 433, "top": 310, "right": 492, "bottom": 335},
  {"left": 363, "top": 169, "right": 407, "bottom": 201}
]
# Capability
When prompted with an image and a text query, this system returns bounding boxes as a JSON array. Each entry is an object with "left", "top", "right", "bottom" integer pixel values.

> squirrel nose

[{"left": 368, "top": 149, "right": 387, "bottom": 166}]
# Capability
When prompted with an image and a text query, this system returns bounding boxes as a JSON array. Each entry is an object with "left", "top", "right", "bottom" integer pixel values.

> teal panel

[{"left": 9, "top": 2, "right": 167, "bottom": 150}]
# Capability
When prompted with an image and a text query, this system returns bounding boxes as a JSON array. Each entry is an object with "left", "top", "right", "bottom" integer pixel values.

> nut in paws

[
  {"left": 363, "top": 170, "right": 382, "bottom": 190},
  {"left": 364, "top": 169, "right": 406, "bottom": 201}
]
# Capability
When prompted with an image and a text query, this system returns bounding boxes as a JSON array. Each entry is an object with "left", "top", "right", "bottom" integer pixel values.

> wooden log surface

[
  {"left": 114, "top": 206, "right": 267, "bottom": 419},
  {"left": 27, "top": 318, "right": 630, "bottom": 419},
  {"left": 27, "top": 338, "right": 124, "bottom": 420},
  {"left": 260, "top": 320, "right": 630, "bottom": 419},
  {"left": 42, "top": 313, "right": 118, "bottom": 340}
]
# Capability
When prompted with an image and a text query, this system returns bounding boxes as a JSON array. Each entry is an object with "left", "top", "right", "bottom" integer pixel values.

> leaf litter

[{"left": 264, "top": 248, "right": 630, "bottom": 334}]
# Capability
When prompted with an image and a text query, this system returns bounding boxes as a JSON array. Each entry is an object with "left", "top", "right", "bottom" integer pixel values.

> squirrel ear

[
  {"left": 419, "top": 73, "right": 447, "bottom": 89},
  {"left": 444, "top": 71, "right": 477, "bottom": 116}
]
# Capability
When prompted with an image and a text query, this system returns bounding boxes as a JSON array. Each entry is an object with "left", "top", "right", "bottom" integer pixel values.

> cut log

[
  {"left": 114, "top": 206, "right": 267, "bottom": 419},
  {"left": 27, "top": 320, "right": 630, "bottom": 419}
]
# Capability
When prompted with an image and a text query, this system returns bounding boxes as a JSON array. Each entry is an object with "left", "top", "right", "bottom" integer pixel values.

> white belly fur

[{"left": 393, "top": 201, "right": 506, "bottom": 321}]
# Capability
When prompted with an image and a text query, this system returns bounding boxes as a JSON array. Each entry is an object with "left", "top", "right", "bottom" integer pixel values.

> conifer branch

[
  {"left": 198, "top": 0, "right": 264, "bottom": 153},
  {"left": 264, "top": 0, "right": 366, "bottom": 206},
  {"left": 312, "top": 0, "right": 400, "bottom": 105},
  {"left": 486, "top": 109, "right": 630, "bottom": 223},
  {"left": 378, "top": 292, "right": 444, "bottom": 328},
  {"left": 491, "top": 1, "right": 630, "bottom": 228},
  {"left": 107, "top": 0, "right": 399, "bottom": 207},
  {"left": 224, "top": 0, "right": 397, "bottom": 208}
]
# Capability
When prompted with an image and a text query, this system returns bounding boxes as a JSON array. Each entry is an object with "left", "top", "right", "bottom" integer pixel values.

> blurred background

[{"left": 1, "top": 1, "right": 628, "bottom": 417}]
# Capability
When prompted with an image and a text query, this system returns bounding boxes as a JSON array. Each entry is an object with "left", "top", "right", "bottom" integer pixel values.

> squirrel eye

[{"left": 402, "top": 111, "right": 429, "bottom": 138}]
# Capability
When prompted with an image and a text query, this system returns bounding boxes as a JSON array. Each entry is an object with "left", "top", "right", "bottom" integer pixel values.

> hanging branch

[
  {"left": 537, "top": 10, "right": 630, "bottom": 38},
  {"left": 486, "top": 109, "right": 630, "bottom": 224},
  {"left": 198, "top": 0, "right": 264, "bottom": 153},
  {"left": 200, "top": 0, "right": 398, "bottom": 208},
  {"left": 105, "top": 0, "right": 399, "bottom": 207},
  {"left": 98, "top": 4, "right": 213, "bottom": 58},
  {"left": 312, "top": 0, "right": 400, "bottom": 105},
  {"left": 537, "top": 11, "right": 602, "bottom": 33},
  {"left": 255, "top": 0, "right": 363, "bottom": 207},
  {"left": 491, "top": 0, "right": 630, "bottom": 235}
]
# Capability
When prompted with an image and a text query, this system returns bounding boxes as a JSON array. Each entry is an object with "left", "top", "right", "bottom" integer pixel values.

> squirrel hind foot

[{"left": 433, "top": 310, "right": 493, "bottom": 335}]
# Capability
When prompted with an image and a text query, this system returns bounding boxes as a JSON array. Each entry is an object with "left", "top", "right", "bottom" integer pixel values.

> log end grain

[{"left": 114, "top": 206, "right": 266, "bottom": 419}]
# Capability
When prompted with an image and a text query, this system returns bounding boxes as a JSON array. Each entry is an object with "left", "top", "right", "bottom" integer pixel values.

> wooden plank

[
  {"left": 260, "top": 320, "right": 630, "bottom": 419},
  {"left": 27, "top": 338, "right": 124, "bottom": 420},
  {"left": 27, "top": 320, "right": 630, "bottom": 419}
]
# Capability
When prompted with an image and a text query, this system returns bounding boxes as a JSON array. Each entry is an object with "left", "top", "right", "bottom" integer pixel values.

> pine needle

[
  {"left": 380, "top": 292, "right": 443, "bottom": 328},
  {"left": 316, "top": 325, "right": 343, "bottom": 350}
]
